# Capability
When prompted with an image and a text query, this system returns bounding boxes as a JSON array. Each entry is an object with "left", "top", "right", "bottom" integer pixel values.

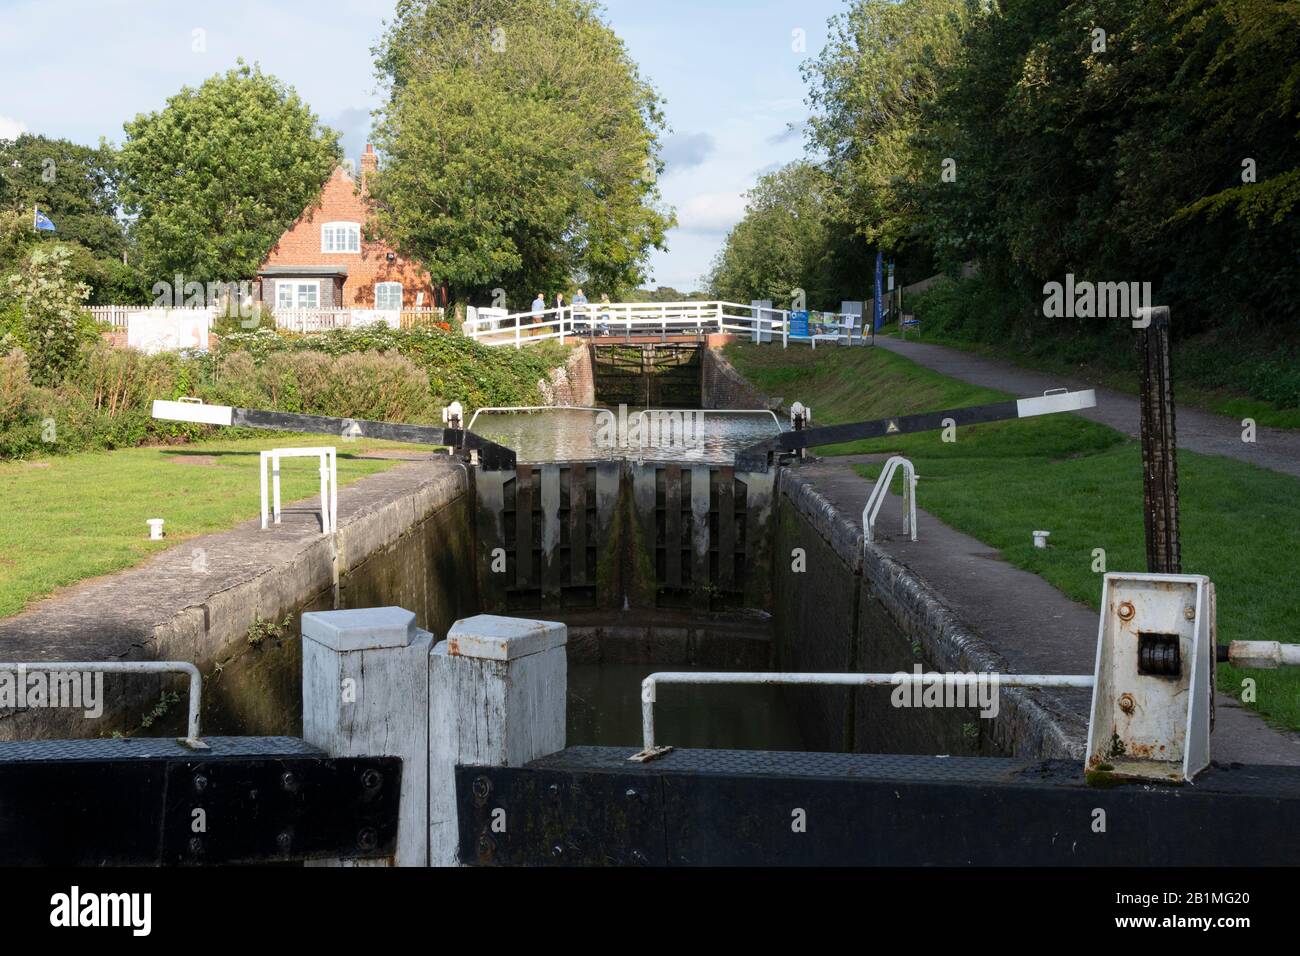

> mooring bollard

[
  {"left": 302, "top": 606, "right": 433, "bottom": 867},
  {"left": 428, "top": 614, "right": 567, "bottom": 866}
]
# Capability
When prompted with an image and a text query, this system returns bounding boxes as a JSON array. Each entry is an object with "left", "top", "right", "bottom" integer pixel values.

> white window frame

[
  {"left": 276, "top": 280, "right": 320, "bottom": 309},
  {"left": 375, "top": 282, "right": 403, "bottom": 310},
  {"left": 321, "top": 221, "right": 361, "bottom": 253}
]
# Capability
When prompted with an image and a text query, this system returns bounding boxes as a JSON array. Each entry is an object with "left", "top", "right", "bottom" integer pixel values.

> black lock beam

[{"left": 734, "top": 390, "right": 1096, "bottom": 471}]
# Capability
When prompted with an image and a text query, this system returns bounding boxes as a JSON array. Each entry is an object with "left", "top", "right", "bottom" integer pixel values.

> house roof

[{"left": 257, "top": 265, "right": 349, "bottom": 278}]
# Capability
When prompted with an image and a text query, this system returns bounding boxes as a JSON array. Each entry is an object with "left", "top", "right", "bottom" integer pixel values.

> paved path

[
  {"left": 874, "top": 337, "right": 1300, "bottom": 479},
  {"left": 801, "top": 453, "right": 1300, "bottom": 766}
]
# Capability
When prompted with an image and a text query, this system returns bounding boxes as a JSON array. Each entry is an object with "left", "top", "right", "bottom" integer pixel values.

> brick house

[{"left": 255, "top": 145, "right": 444, "bottom": 311}]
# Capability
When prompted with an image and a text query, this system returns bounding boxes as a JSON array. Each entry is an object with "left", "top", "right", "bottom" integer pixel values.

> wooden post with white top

[{"left": 428, "top": 614, "right": 567, "bottom": 866}]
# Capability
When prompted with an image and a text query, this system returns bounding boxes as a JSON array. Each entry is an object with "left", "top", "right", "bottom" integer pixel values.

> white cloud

[
  {"left": 661, "top": 132, "right": 715, "bottom": 173},
  {"left": 0, "top": 116, "right": 27, "bottom": 140},
  {"left": 675, "top": 191, "right": 748, "bottom": 234}
]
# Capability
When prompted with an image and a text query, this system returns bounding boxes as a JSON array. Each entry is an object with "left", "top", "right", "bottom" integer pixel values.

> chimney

[{"left": 360, "top": 143, "right": 378, "bottom": 193}]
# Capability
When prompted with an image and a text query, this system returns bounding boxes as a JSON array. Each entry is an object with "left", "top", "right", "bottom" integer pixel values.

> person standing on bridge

[
  {"left": 572, "top": 288, "right": 589, "bottom": 334},
  {"left": 530, "top": 292, "right": 545, "bottom": 337},
  {"left": 597, "top": 293, "right": 612, "bottom": 336}
]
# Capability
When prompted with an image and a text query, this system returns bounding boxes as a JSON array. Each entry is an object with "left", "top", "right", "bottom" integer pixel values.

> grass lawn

[
  {"left": 727, "top": 341, "right": 1300, "bottom": 732},
  {"left": 0, "top": 434, "right": 427, "bottom": 620}
]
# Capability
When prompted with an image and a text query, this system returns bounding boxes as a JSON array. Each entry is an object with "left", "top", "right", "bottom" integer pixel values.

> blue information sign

[{"left": 789, "top": 310, "right": 809, "bottom": 337}]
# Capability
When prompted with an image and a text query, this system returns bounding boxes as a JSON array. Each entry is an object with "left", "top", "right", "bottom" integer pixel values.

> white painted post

[
  {"left": 260, "top": 451, "right": 269, "bottom": 529},
  {"left": 329, "top": 448, "right": 337, "bottom": 533},
  {"left": 428, "top": 614, "right": 567, "bottom": 866},
  {"left": 272, "top": 451, "right": 282, "bottom": 523},
  {"left": 302, "top": 607, "right": 434, "bottom": 866},
  {"left": 318, "top": 454, "right": 329, "bottom": 533}
]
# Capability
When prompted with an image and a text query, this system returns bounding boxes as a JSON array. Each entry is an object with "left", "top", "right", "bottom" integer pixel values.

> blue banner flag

[
  {"left": 873, "top": 251, "right": 883, "bottom": 330},
  {"left": 34, "top": 210, "right": 56, "bottom": 232}
]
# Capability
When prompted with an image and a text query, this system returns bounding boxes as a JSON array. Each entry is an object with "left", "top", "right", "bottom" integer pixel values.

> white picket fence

[
  {"left": 89, "top": 305, "right": 445, "bottom": 333},
  {"left": 462, "top": 300, "right": 871, "bottom": 350}
]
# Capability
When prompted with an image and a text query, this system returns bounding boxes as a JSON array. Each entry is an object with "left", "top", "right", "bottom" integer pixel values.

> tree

[
  {"left": 804, "top": 0, "right": 1300, "bottom": 334},
  {"left": 706, "top": 161, "right": 868, "bottom": 308},
  {"left": 915, "top": 0, "right": 1300, "bottom": 331},
  {"left": 0, "top": 134, "right": 125, "bottom": 262},
  {"left": 119, "top": 61, "right": 340, "bottom": 289},
  {"left": 369, "top": 0, "right": 674, "bottom": 310},
  {"left": 803, "top": 0, "right": 967, "bottom": 252}
]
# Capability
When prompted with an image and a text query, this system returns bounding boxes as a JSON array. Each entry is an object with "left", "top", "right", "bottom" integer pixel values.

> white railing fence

[{"left": 461, "top": 300, "right": 872, "bottom": 350}]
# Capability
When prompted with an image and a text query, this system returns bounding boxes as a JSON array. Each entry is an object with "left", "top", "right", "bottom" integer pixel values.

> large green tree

[
  {"left": 805, "top": 0, "right": 1300, "bottom": 333},
  {"left": 706, "top": 161, "right": 868, "bottom": 308},
  {"left": 0, "top": 136, "right": 147, "bottom": 304},
  {"left": 119, "top": 61, "right": 340, "bottom": 289},
  {"left": 0, "top": 134, "right": 125, "bottom": 261},
  {"left": 803, "top": 0, "right": 967, "bottom": 253},
  {"left": 369, "top": 0, "right": 674, "bottom": 309},
  {"left": 913, "top": 0, "right": 1300, "bottom": 330}
]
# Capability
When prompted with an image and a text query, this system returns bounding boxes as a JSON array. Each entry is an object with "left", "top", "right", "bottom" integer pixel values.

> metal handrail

[
  {"left": 467, "top": 405, "right": 614, "bottom": 432},
  {"left": 863, "top": 456, "right": 917, "bottom": 544},
  {"left": 0, "top": 660, "right": 206, "bottom": 748},
  {"left": 634, "top": 670, "right": 1095, "bottom": 757}
]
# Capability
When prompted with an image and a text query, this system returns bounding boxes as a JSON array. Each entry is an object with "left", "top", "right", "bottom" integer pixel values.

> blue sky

[{"left": 0, "top": 0, "right": 848, "bottom": 291}]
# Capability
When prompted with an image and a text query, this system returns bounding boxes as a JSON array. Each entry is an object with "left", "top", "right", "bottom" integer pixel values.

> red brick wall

[
  {"left": 540, "top": 345, "right": 596, "bottom": 405},
  {"left": 258, "top": 158, "right": 442, "bottom": 308}
]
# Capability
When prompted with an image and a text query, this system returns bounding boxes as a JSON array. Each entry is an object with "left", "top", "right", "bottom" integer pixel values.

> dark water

[
  {"left": 567, "top": 663, "right": 808, "bottom": 751},
  {"left": 469, "top": 407, "right": 785, "bottom": 464}
]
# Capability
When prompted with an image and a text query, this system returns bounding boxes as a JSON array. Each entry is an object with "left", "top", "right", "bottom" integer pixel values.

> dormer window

[{"left": 322, "top": 222, "right": 360, "bottom": 253}]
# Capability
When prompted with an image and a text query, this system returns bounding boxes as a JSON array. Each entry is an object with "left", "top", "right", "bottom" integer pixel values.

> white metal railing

[
  {"left": 88, "top": 305, "right": 444, "bottom": 333},
  {"left": 862, "top": 456, "right": 917, "bottom": 545},
  {"left": 461, "top": 300, "right": 870, "bottom": 350},
  {"left": 467, "top": 405, "right": 613, "bottom": 432},
  {"left": 634, "top": 670, "right": 1095, "bottom": 756},
  {"left": 0, "top": 660, "right": 206, "bottom": 748}
]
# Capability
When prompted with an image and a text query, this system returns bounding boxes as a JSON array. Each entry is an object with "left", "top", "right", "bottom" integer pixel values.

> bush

[
  {"left": 217, "top": 325, "right": 570, "bottom": 409},
  {"left": 0, "top": 323, "right": 576, "bottom": 460},
  {"left": 0, "top": 351, "right": 47, "bottom": 458},
  {"left": 253, "top": 351, "right": 436, "bottom": 422},
  {"left": 3, "top": 245, "right": 97, "bottom": 386},
  {"left": 0, "top": 301, "right": 26, "bottom": 352}
]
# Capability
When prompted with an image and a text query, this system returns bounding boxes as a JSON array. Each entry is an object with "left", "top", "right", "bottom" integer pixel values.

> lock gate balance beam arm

[
  {"left": 734, "top": 389, "right": 1097, "bottom": 471},
  {"left": 152, "top": 400, "right": 517, "bottom": 470}
]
